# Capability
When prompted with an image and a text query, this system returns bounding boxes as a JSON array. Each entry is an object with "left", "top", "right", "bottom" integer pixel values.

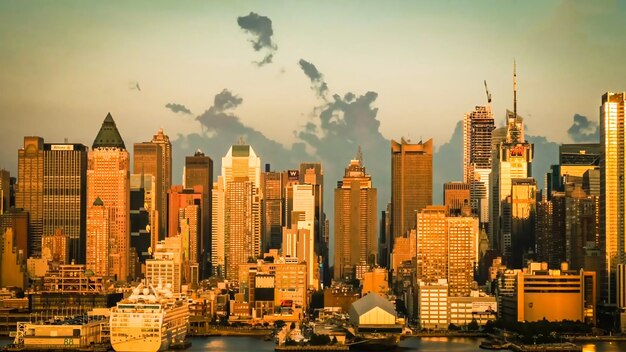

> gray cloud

[
  {"left": 299, "top": 59, "right": 328, "bottom": 99},
  {"left": 172, "top": 89, "right": 309, "bottom": 188},
  {"left": 165, "top": 103, "right": 192, "bottom": 115},
  {"left": 237, "top": 12, "right": 277, "bottom": 66},
  {"left": 567, "top": 113, "right": 598, "bottom": 142}
]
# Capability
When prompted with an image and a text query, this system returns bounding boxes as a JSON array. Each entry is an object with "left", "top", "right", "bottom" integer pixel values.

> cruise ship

[{"left": 109, "top": 283, "right": 189, "bottom": 352}]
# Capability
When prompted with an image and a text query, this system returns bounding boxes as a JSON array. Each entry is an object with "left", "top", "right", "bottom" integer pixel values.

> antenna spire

[
  {"left": 356, "top": 146, "right": 363, "bottom": 165},
  {"left": 513, "top": 59, "right": 517, "bottom": 120}
]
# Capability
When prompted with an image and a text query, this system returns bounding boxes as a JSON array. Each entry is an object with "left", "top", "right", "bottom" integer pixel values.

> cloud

[
  {"left": 165, "top": 103, "right": 192, "bottom": 115},
  {"left": 298, "top": 59, "right": 329, "bottom": 99},
  {"left": 237, "top": 12, "right": 277, "bottom": 66},
  {"left": 567, "top": 114, "right": 598, "bottom": 142}
]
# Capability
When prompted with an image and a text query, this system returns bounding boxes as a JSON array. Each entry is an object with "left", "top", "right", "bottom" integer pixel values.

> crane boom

[{"left": 484, "top": 80, "right": 492, "bottom": 104}]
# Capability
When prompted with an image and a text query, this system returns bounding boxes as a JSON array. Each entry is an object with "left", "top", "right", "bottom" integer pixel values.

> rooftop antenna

[
  {"left": 513, "top": 59, "right": 517, "bottom": 120},
  {"left": 484, "top": 80, "right": 492, "bottom": 104},
  {"left": 237, "top": 136, "right": 246, "bottom": 145},
  {"left": 356, "top": 145, "right": 363, "bottom": 165}
]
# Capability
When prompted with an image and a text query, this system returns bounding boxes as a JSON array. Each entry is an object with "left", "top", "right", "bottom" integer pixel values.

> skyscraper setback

[
  {"left": 334, "top": 151, "right": 377, "bottom": 281},
  {"left": 391, "top": 138, "right": 433, "bottom": 238},
  {"left": 600, "top": 91, "right": 626, "bottom": 305},
  {"left": 86, "top": 113, "right": 130, "bottom": 281}
]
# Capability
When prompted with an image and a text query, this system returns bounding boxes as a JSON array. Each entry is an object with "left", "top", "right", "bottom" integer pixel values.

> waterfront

[{"left": 3, "top": 336, "right": 626, "bottom": 351}]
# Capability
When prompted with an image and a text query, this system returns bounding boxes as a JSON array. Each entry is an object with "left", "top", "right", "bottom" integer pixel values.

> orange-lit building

[{"left": 87, "top": 113, "right": 130, "bottom": 281}]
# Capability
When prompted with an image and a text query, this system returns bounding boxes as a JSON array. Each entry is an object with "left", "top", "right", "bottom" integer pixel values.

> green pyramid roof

[
  {"left": 93, "top": 113, "right": 126, "bottom": 149},
  {"left": 93, "top": 197, "right": 104, "bottom": 206}
]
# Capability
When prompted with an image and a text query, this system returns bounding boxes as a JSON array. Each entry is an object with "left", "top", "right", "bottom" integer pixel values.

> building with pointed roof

[{"left": 87, "top": 113, "right": 130, "bottom": 281}]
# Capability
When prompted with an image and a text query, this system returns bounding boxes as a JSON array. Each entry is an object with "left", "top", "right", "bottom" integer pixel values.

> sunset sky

[{"left": 1, "top": 0, "right": 625, "bottom": 180}]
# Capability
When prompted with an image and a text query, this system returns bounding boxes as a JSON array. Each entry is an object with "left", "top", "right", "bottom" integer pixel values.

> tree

[
  {"left": 448, "top": 323, "right": 460, "bottom": 331},
  {"left": 275, "top": 320, "right": 286, "bottom": 329},
  {"left": 468, "top": 319, "right": 480, "bottom": 331}
]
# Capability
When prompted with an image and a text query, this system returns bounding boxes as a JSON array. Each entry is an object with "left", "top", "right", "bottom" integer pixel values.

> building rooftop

[
  {"left": 349, "top": 292, "right": 396, "bottom": 318},
  {"left": 92, "top": 113, "right": 126, "bottom": 149}
]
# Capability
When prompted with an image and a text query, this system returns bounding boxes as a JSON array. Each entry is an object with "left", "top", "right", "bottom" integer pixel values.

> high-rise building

[
  {"left": 490, "top": 64, "right": 534, "bottom": 259},
  {"left": 42, "top": 143, "right": 88, "bottom": 264},
  {"left": 87, "top": 113, "right": 130, "bottom": 281},
  {"left": 291, "top": 183, "right": 318, "bottom": 289},
  {"left": 16, "top": 136, "right": 44, "bottom": 258},
  {"left": 0, "top": 208, "right": 28, "bottom": 258},
  {"left": 146, "top": 235, "right": 184, "bottom": 293},
  {"left": 184, "top": 150, "right": 213, "bottom": 276},
  {"left": 334, "top": 151, "right": 377, "bottom": 281},
  {"left": 600, "top": 91, "right": 626, "bottom": 304},
  {"left": 463, "top": 105, "right": 495, "bottom": 224},
  {"left": 42, "top": 228, "right": 68, "bottom": 264},
  {"left": 0, "top": 169, "right": 9, "bottom": 214},
  {"left": 220, "top": 144, "right": 262, "bottom": 281},
  {"left": 133, "top": 128, "right": 171, "bottom": 239},
  {"left": 0, "top": 228, "right": 27, "bottom": 289},
  {"left": 86, "top": 197, "right": 113, "bottom": 277},
  {"left": 167, "top": 185, "right": 203, "bottom": 274},
  {"left": 261, "top": 168, "right": 285, "bottom": 252},
  {"left": 508, "top": 178, "right": 537, "bottom": 268},
  {"left": 391, "top": 138, "right": 433, "bottom": 238},
  {"left": 416, "top": 206, "right": 479, "bottom": 297},
  {"left": 443, "top": 182, "right": 471, "bottom": 216},
  {"left": 129, "top": 174, "right": 155, "bottom": 279},
  {"left": 211, "top": 176, "right": 225, "bottom": 277},
  {"left": 299, "top": 162, "right": 326, "bottom": 281}
]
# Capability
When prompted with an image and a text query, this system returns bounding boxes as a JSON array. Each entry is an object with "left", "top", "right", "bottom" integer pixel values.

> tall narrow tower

[
  {"left": 16, "top": 137, "right": 44, "bottom": 258},
  {"left": 334, "top": 150, "right": 377, "bottom": 281},
  {"left": 220, "top": 144, "right": 262, "bottom": 281},
  {"left": 87, "top": 113, "right": 130, "bottom": 281},
  {"left": 600, "top": 91, "right": 626, "bottom": 305}
]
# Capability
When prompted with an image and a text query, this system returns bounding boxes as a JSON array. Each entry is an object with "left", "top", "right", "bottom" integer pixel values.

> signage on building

[
  {"left": 287, "top": 170, "right": 299, "bottom": 180},
  {"left": 51, "top": 145, "right": 74, "bottom": 151},
  {"left": 472, "top": 301, "right": 497, "bottom": 313},
  {"left": 510, "top": 145, "right": 525, "bottom": 157}
]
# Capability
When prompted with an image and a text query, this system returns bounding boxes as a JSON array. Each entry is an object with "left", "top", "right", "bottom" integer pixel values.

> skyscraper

[
  {"left": 16, "top": 136, "right": 44, "bottom": 258},
  {"left": 133, "top": 128, "right": 171, "bottom": 239},
  {"left": 87, "top": 113, "right": 130, "bottom": 281},
  {"left": 490, "top": 63, "right": 534, "bottom": 260},
  {"left": 0, "top": 169, "right": 9, "bottom": 214},
  {"left": 600, "top": 91, "right": 626, "bottom": 304},
  {"left": 391, "top": 138, "right": 433, "bottom": 238},
  {"left": 42, "top": 143, "right": 88, "bottom": 264},
  {"left": 184, "top": 150, "right": 213, "bottom": 276},
  {"left": 416, "top": 205, "right": 479, "bottom": 297},
  {"left": 220, "top": 144, "right": 262, "bottom": 281},
  {"left": 86, "top": 197, "right": 113, "bottom": 277},
  {"left": 334, "top": 150, "right": 377, "bottom": 281},
  {"left": 463, "top": 105, "right": 495, "bottom": 224},
  {"left": 261, "top": 168, "right": 285, "bottom": 252}
]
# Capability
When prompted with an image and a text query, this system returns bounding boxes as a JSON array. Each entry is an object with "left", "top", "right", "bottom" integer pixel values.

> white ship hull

[{"left": 110, "top": 284, "right": 189, "bottom": 352}]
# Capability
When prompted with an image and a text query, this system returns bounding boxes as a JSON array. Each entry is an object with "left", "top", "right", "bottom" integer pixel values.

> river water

[
  {"left": 3, "top": 336, "right": 626, "bottom": 351},
  {"left": 183, "top": 336, "right": 626, "bottom": 352}
]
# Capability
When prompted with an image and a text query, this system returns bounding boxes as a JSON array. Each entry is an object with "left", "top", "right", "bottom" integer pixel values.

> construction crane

[{"left": 484, "top": 80, "right": 492, "bottom": 104}]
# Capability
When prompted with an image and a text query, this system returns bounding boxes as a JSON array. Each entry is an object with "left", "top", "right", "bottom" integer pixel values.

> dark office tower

[
  {"left": 129, "top": 174, "right": 152, "bottom": 280},
  {"left": 133, "top": 128, "right": 171, "bottom": 239},
  {"left": 184, "top": 150, "right": 213, "bottom": 277},
  {"left": 378, "top": 202, "right": 391, "bottom": 268},
  {"left": 559, "top": 144, "right": 601, "bottom": 177},
  {"left": 17, "top": 136, "right": 44, "bottom": 258},
  {"left": 391, "top": 138, "right": 433, "bottom": 239},
  {"left": 463, "top": 105, "right": 495, "bottom": 224},
  {"left": 261, "top": 169, "right": 285, "bottom": 251},
  {"left": 509, "top": 178, "right": 537, "bottom": 268},
  {"left": 0, "top": 169, "right": 9, "bottom": 214},
  {"left": 42, "top": 143, "right": 88, "bottom": 264},
  {"left": 334, "top": 151, "right": 377, "bottom": 281},
  {"left": 600, "top": 92, "right": 626, "bottom": 305},
  {"left": 443, "top": 182, "right": 471, "bottom": 216}
]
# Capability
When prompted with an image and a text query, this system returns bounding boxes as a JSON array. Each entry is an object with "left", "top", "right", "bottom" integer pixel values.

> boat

[
  {"left": 349, "top": 333, "right": 400, "bottom": 351},
  {"left": 479, "top": 339, "right": 511, "bottom": 350},
  {"left": 109, "top": 282, "right": 189, "bottom": 352}
]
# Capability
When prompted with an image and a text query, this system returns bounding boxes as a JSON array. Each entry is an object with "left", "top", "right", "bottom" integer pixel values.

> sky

[{"left": 1, "top": 1, "right": 625, "bottom": 244}]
